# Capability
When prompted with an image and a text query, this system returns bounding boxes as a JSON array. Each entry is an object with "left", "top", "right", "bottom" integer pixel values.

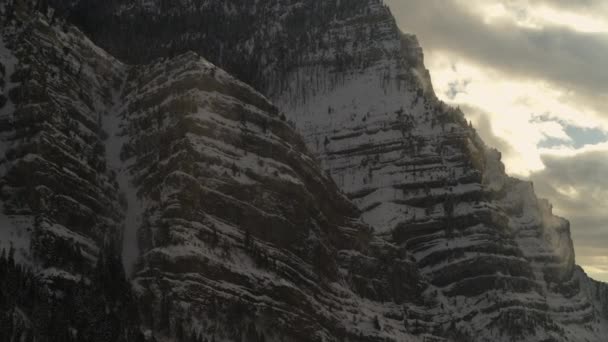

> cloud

[
  {"left": 386, "top": 0, "right": 608, "bottom": 281},
  {"left": 386, "top": 0, "right": 608, "bottom": 120},
  {"left": 421, "top": 53, "right": 601, "bottom": 176},
  {"left": 526, "top": 0, "right": 608, "bottom": 13},
  {"left": 530, "top": 149, "right": 608, "bottom": 281},
  {"left": 460, "top": 104, "right": 515, "bottom": 155}
]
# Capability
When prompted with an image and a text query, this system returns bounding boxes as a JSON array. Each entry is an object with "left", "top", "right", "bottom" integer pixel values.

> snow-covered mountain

[
  {"left": 119, "top": 49, "right": 430, "bottom": 341},
  {"left": 0, "top": 3, "right": 140, "bottom": 341},
  {"left": 1, "top": 0, "right": 607, "bottom": 341}
]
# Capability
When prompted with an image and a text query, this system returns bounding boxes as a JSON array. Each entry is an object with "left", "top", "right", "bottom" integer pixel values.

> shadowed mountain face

[
  {"left": 51, "top": 0, "right": 423, "bottom": 99},
  {"left": 1, "top": 0, "right": 607, "bottom": 341},
  {"left": 119, "top": 50, "right": 425, "bottom": 341},
  {"left": 2, "top": 3, "right": 424, "bottom": 341}
]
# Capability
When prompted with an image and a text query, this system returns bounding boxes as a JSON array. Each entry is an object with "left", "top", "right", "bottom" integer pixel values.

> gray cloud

[
  {"left": 525, "top": 0, "right": 607, "bottom": 12},
  {"left": 386, "top": 0, "right": 608, "bottom": 115},
  {"left": 530, "top": 150, "right": 608, "bottom": 280},
  {"left": 385, "top": 0, "right": 608, "bottom": 281},
  {"left": 460, "top": 104, "right": 516, "bottom": 156}
]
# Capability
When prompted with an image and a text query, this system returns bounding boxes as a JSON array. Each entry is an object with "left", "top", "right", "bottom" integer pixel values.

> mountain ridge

[{"left": 1, "top": 0, "right": 607, "bottom": 341}]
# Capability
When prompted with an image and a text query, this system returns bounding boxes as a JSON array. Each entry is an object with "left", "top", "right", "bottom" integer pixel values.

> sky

[{"left": 386, "top": 0, "right": 608, "bottom": 282}]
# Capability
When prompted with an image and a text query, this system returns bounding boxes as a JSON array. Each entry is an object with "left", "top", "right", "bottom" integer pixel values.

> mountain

[
  {"left": 0, "top": 2, "right": 139, "bottom": 341},
  {"left": 119, "top": 49, "right": 429, "bottom": 341},
  {"left": 1, "top": 0, "right": 607, "bottom": 341},
  {"left": 2, "top": 3, "right": 426, "bottom": 341}
]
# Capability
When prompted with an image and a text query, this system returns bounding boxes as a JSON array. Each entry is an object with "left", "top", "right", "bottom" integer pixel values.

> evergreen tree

[{"left": 373, "top": 315, "right": 381, "bottom": 330}]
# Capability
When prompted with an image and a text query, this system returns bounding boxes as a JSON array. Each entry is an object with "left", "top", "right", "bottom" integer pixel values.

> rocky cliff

[
  {"left": 1, "top": 0, "right": 608, "bottom": 341},
  {"left": 0, "top": 2, "right": 139, "bottom": 341},
  {"left": 119, "top": 50, "right": 426, "bottom": 341},
  {"left": 2, "top": 3, "right": 428, "bottom": 341}
]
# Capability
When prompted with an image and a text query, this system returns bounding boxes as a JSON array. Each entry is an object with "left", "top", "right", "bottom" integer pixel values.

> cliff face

[
  {"left": 1, "top": 0, "right": 123, "bottom": 278},
  {"left": 272, "top": 13, "right": 604, "bottom": 340},
  {"left": 2, "top": 0, "right": 608, "bottom": 341},
  {"left": 2, "top": 4, "right": 427, "bottom": 341},
  {"left": 0, "top": 4, "right": 139, "bottom": 341},
  {"left": 267, "top": 2, "right": 607, "bottom": 339},
  {"left": 117, "top": 51, "right": 425, "bottom": 341},
  {"left": 577, "top": 266, "right": 608, "bottom": 321}
]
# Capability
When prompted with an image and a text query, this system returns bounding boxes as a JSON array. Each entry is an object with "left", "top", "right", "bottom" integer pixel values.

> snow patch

[{"left": 103, "top": 79, "right": 144, "bottom": 277}]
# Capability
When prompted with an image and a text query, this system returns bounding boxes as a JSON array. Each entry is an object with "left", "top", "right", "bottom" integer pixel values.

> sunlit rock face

[
  {"left": 4, "top": 0, "right": 608, "bottom": 340},
  {"left": 274, "top": 12, "right": 605, "bottom": 337},
  {"left": 267, "top": 4, "right": 608, "bottom": 339}
]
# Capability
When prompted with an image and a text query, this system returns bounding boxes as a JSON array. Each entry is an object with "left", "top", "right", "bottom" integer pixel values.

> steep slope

[
  {"left": 281, "top": 35, "right": 604, "bottom": 339},
  {"left": 576, "top": 267, "right": 608, "bottom": 325},
  {"left": 1, "top": 0, "right": 123, "bottom": 276},
  {"left": 51, "top": 0, "right": 414, "bottom": 99},
  {"left": 117, "top": 50, "right": 428, "bottom": 342},
  {"left": 1, "top": 4, "right": 433, "bottom": 342},
  {"left": 0, "top": 4, "right": 140, "bottom": 342},
  {"left": 5, "top": 0, "right": 608, "bottom": 341},
  {"left": 269, "top": 4, "right": 608, "bottom": 341},
  {"left": 47, "top": 0, "right": 608, "bottom": 341}
]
